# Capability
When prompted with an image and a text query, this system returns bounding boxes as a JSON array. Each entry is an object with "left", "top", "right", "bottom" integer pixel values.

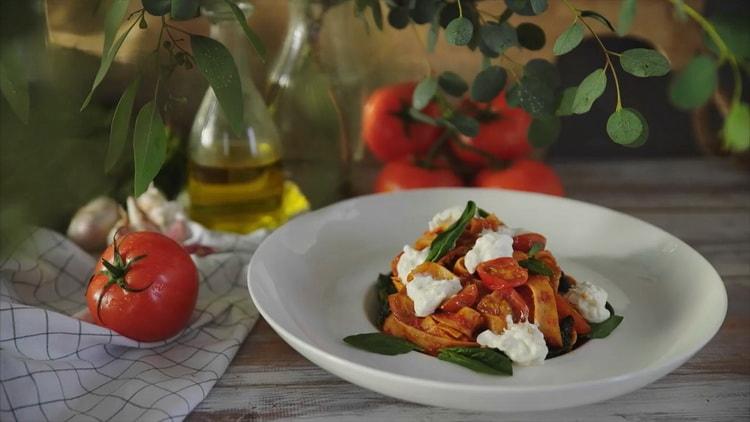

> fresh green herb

[
  {"left": 587, "top": 302, "right": 624, "bottom": 339},
  {"left": 427, "top": 201, "right": 477, "bottom": 262},
  {"left": 375, "top": 273, "right": 396, "bottom": 328},
  {"left": 343, "top": 333, "right": 422, "bottom": 355},
  {"left": 519, "top": 257, "right": 553, "bottom": 277},
  {"left": 558, "top": 273, "right": 572, "bottom": 294},
  {"left": 527, "top": 242, "right": 544, "bottom": 257},
  {"left": 438, "top": 347, "right": 513, "bottom": 375},
  {"left": 477, "top": 207, "right": 490, "bottom": 218},
  {"left": 546, "top": 316, "right": 575, "bottom": 358}
]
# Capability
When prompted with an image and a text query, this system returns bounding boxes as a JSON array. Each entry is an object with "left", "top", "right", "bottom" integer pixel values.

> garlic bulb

[{"left": 66, "top": 197, "right": 124, "bottom": 252}]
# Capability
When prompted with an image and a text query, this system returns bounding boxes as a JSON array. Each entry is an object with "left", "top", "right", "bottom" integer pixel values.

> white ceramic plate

[{"left": 247, "top": 188, "right": 726, "bottom": 412}]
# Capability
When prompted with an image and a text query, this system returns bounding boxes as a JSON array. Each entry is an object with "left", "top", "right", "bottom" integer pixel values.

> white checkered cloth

[{"left": 0, "top": 225, "right": 267, "bottom": 421}]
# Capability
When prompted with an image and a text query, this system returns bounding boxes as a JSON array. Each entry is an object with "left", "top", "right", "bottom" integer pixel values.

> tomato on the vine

[
  {"left": 362, "top": 82, "right": 444, "bottom": 162},
  {"left": 474, "top": 159, "right": 564, "bottom": 196},
  {"left": 451, "top": 94, "right": 532, "bottom": 166},
  {"left": 374, "top": 159, "right": 463, "bottom": 192},
  {"left": 86, "top": 231, "right": 198, "bottom": 342},
  {"left": 476, "top": 257, "right": 529, "bottom": 290}
]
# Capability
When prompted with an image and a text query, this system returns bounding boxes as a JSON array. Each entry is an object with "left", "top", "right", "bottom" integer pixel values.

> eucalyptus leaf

[
  {"left": 132, "top": 101, "right": 167, "bottom": 196},
  {"left": 369, "top": 0, "right": 384, "bottom": 30},
  {"left": 519, "top": 257, "right": 553, "bottom": 276},
  {"left": 553, "top": 22, "right": 584, "bottom": 56},
  {"left": 606, "top": 108, "right": 646, "bottom": 146},
  {"left": 427, "top": 13, "right": 441, "bottom": 52},
  {"left": 620, "top": 48, "right": 670, "bottom": 77},
  {"left": 572, "top": 68, "right": 607, "bottom": 114},
  {"left": 106, "top": 76, "right": 140, "bottom": 173},
  {"left": 556, "top": 86, "right": 577, "bottom": 116},
  {"left": 191, "top": 34, "right": 245, "bottom": 136},
  {"left": 410, "top": 107, "right": 438, "bottom": 125},
  {"left": 516, "top": 22, "right": 545, "bottom": 51},
  {"left": 471, "top": 66, "right": 507, "bottom": 103},
  {"left": 438, "top": 347, "right": 513, "bottom": 375},
  {"left": 413, "top": 77, "right": 438, "bottom": 110},
  {"left": 223, "top": 0, "right": 267, "bottom": 61},
  {"left": 479, "top": 22, "right": 517, "bottom": 54},
  {"left": 81, "top": 0, "right": 135, "bottom": 110},
  {"left": 669, "top": 55, "right": 716, "bottom": 110},
  {"left": 580, "top": 10, "right": 615, "bottom": 32},
  {"left": 498, "top": 8, "right": 514, "bottom": 24},
  {"left": 388, "top": 6, "right": 410, "bottom": 29},
  {"left": 427, "top": 201, "right": 477, "bottom": 262},
  {"left": 525, "top": 59, "right": 560, "bottom": 89},
  {"left": 723, "top": 102, "right": 750, "bottom": 152},
  {"left": 444, "top": 113, "right": 480, "bottom": 137},
  {"left": 142, "top": 0, "right": 170, "bottom": 16},
  {"left": 588, "top": 303, "right": 624, "bottom": 338},
  {"left": 505, "top": 0, "right": 547, "bottom": 16},
  {"left": 0, "top": 51, "right": 29, "bottom": 124},
  {"left": 513, "top": 59, "right": 559, "bottom": 117},
  {"left": 171, "top": 0, "right": 200, "bottom": 20},
  {"left": 410, "top": 0, "right": 439, "bottom": 24},
  {"left": 343, "top": 333, "right": 421, "bottom": 355},
  {"left": 705, "top": 14, "right": 750, "bottom": 61},
  {"left": 445, "top": 17, "right": 473, "bottom": 46},
  {"left": 617, "top": 0, "right": 636, "bottom": 36},
  {"left": 528, "top": 116, "right": 561, "bottom": 147},
  {"left": 438, "top": 71, "right": 468, "bottom": 97}
]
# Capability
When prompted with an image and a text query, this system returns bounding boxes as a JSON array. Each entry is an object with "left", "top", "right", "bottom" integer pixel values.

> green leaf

[
  {"left": 438, "top": 71, "right": 468, "bottom": 97},
  {"left": 427, "top": 15, "right": 441, "bottom": 52},
  {"left": 580, "top": 10, "right": 615, "bottom": 32},
  {"left": 410, "top": 0, "right": 439, "bottom": 24},
  {"left": 388, "top": 6, "right": 410, "bottom": 29},
  {"left": 669, "top": 55, "right": 716, "bottom": 110},
  {"left": 617, "top": 0, "right": 636, "bottom": 36},
  {"left": 572, "top": 68, "right": 607, "bottom": 114},
  {"left": 369, "top": 0, "right": 384, "bottom": 30},
  {"left": 191, "top": 34, "right": 245, "bottom": 136},
  {"left": 516, "top": 22, "right": 545, "bottom": 51},
  {"left": 81, "top": 0, "right": 135, "bottom": 110},
  {"left": 588, "top": 302, "right": 624, "bottom": 338},
  {"left": 607, "top": 107, "right": 648, "bottom": 147},
  {"left": 471, "top": 66, "right": 507, "bottom": 103},
  {"left": 106, "top": 76, "right": 140, "bottom": 173},
  {"left": 343, "top": 333, "right": 421, "bottom": 355},
  {"left": 479, "top": 22, "right": 517, "bottom": 54},
  {"left": 445, "top": 17, "right": 473, "bottom": 46},
  {"left": 723, "top": 102, "right": 750, "bottom": 152},
  {"left": 527, "top": 242, "right": 544, "bottom": 257},
  {"left": 438, "top": 347, "right": 513, "bottom": 375},
  {"left": 427, "top": 201, "right": 477, "bottom": 262},
  {"left": 171, "top": 0, "right": 200, "bottom": 20},
  {"left": 706, "top": 15, "right": 750, "bottom": 61},
  {"left": 376, "top": 273, "right": 397, "bottom": 328},
  {"left": 556, "top": 86, "right": 577, "bottom": 116},
  {"left": 223, "top": 0, "right": 267, "bottom": 61},
  {"left": 505, "top": 0, "right": 547, "bottom": 16},
  {"left": 525, "top": 59, "right": 561, "bottom": 88},
  {"left": 620, "top": 48, "right": 670, "bottom": 77},
  {"left": 511, "top": 59, "right": 559, "bottom": 117},
  {"left": 553, "top": 22, "right": 584, "bottom": 56},
  {"left": 444, "top": 113, "right": 480, "bottom": 137},
  {"left": 477, "top": 208, "right": 490, "bottom": 218},
  {"left": 0, "top": 51, "right": 29, "bottom": 124},
  {"left": 142, "top": 0, "right": 170, "bottom": 16},
  {"left": 528, "top": 116, "right": 560, "bottom": 148},
  {"left": 410, "top": 107, "right": 438, "bottom": 125},
  {"left": 132, "top": 101, "right": 167, "bottom": 196},
  {"left": 413, "top": 77, "right": 437, "bottom": 110},
  {"left": 519, "top": 257, "right": 553, "bottom": 276}
]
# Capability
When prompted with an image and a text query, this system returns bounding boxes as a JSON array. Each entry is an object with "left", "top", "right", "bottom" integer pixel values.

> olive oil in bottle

[{"left": 188, "top": 1, "right": 285, "bottom": 233}]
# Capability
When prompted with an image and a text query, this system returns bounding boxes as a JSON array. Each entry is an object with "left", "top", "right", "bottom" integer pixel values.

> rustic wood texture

[{"left": 189, "top": 158, "right": 750, "bottom": 421}]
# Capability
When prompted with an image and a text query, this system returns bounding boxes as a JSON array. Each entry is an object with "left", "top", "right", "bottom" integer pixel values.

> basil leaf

[
  {"left": 546, "top": 315, "right": 575, "bottom": 358},
  {"left": 477, "top": 208, "right": 490, "bottom": 218},
  {"left": 343, "top": 333, "right": 421, "bottom": 355},
  {"left": 588, "top": 302, "right": 624, "bottom": 339},
  {"left": 427, "top": 201, "right": 477, "bottom": 262},
  {"left": 376, "top": 273, "right": 396, "bottom": 328},
  {"left": 527, "top": 242, "right": 544, "bottom": 257},
  {"left": 519, "top": 257, "right": 553, "bottom": 276},
  {"left": 438, "top": 347, "right": 513, "bottom": 375}
]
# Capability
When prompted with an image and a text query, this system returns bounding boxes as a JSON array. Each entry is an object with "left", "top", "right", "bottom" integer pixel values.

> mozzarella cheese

[
  {"left": 428, "top": 206, "right": 465, "bottom": 231},
  {"left": 464, "top": 231, "right": 514, "bottom": 273},
  {"left": 405, "top": 273, "right": 462, "bottom": 317},
  {"left": 476, "top": 316, "right": 549, "bottom": 366},
  {"left": 565, "top": 280, "right": 610, "bottom": 323},
  {"left": 396, "top": 245, "right": 429, "bottom": 282}
]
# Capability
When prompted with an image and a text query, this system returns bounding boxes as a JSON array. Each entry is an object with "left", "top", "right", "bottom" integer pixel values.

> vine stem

[
  {"left": 669, "top": 0, "right": 742, "bottom": 104},
  {"left": 561, "top": 0, "right": 623, "bottom": 110}
]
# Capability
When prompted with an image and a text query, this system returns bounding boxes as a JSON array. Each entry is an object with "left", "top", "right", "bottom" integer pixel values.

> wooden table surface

[{"left": 189, "top": 158, "right": 750, "bottom": 421}]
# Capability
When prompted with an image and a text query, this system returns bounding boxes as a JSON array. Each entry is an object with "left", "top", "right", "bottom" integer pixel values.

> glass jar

[{"left": 188, "top": 1, "right": 286, "bottom": 233}]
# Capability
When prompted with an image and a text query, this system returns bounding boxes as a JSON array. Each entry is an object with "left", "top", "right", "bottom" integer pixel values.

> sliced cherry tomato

[
  {"left": 500, "top": 288, "right": 530, "bottom": 322},
  {"left": 477, "top": 257, "right": 529, "bottom": 290},
  {"left": 512, "top": 233, "right": 547, "bottom": 253},
  {"left": 440, "top": 283, "right": 479, "bottom": 313},
  {"left": 474, "top": 159, "right": 564, "bottom": 196},
  {"left": 374, "top": 159, "right": 463, "bottom": 192}
]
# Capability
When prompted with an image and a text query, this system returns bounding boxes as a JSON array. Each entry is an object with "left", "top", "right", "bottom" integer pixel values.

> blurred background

[{"left": 1, "top": 0, "right": 748, "bottom": 250}]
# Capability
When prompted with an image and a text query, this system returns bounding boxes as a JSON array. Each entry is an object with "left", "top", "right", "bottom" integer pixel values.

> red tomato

[
  {"left": 362, "top": 82, "right": 444, "bottom": 162},
  {"left": 512, "top": 233, "right": 547, "bottom": 253},
  {"left": 501, "top": 288, "right": 530, "bottom": 322},
  {"left": 86, "top": 232, "right": 198, "bottom": 342},
  {"left": 451, "top": 94, "right": 532, "bottom": 166},
  {"left": 440, "top": 283, "right": 479, "bottom": 312},
  {"left": 374, "top": 159, "right": 463, "bottom": 192},
  {"left": 477, "top": 257, "right": 529, "bottom": 290},
  {"left": 474, "top": 159, "right": 564, "bottom": 196}
]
